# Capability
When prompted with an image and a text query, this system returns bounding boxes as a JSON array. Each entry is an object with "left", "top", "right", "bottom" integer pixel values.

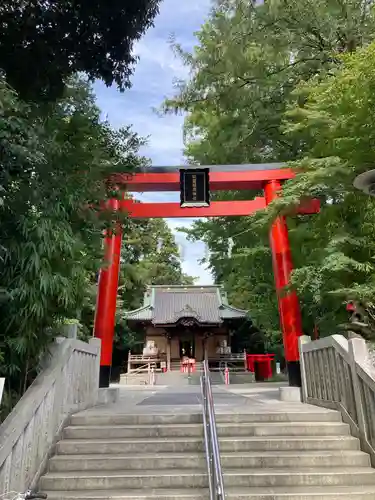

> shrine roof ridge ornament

[{"left": 169, "top": 304, "right": 202, "bottom": 322}]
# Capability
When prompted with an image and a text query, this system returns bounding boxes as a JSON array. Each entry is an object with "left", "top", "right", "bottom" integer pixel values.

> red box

[{"left": 246, "top": 354, "right": 274, "bottom": 380}]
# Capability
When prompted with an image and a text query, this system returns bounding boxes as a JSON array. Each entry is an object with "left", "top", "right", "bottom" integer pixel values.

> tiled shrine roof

[{"left": 124, "top": 285, "right": 248, "bottom": 326}]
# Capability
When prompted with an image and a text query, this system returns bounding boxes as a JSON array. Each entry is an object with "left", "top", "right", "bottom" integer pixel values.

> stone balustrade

[
  {"left": 299, "top": 334, "right": 375, "bottom": 465},
  {"left": 0, "top": 337, "right": 100, "bottom": 495}
]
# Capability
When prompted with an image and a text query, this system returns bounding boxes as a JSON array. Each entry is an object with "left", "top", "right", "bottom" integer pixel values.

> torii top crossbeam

[
  {"left": 111, "top": 163, "right": 318, "bottom": 218},
  {"left": 112, "top": 163, "right": 291, "bottom": 192}
]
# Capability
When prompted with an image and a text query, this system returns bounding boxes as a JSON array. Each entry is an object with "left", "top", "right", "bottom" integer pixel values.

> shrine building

[{"left": 124, "top": 285, "right": 248, "bottom": 372}]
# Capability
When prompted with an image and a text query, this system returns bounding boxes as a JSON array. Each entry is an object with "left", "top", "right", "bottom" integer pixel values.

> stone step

[
  {"left": 63, "top": 421, "right": 350, "bottom": 440},
  {"left": 40, "top": 467, "right": 375, "bottom": 491},
  {"left": 221, "top": 468, "right": 375, "bottom": 487},
  {"left": 49, "top": 450, "right": 370, "bottom": 472},
  {"left": 49, "top": 453, "right": 206, "bottom": 471},
  {"left": 63, "top": 424, "right": 204, "bottom": 439},
  {"left": 45, "top": 489, "right": 208, "bottom": 500},
  {"left": 215, "top": 411, "right": 342, "bottom": 424},
  {"left": 218, "top": 435, "right": 360, "bottom": 452},
  {"left": 56, "top": 437, "right": 204, "bottom": 455},
  {"left": 42, "top": 486, "right": 375, "bottom": 500},
  {"left": 155, "top": 373, "right": 191, "bottom": 386},
  {"left": 229, "top": 373, "right": 256, "bottom": 384},
  {"left": 224, "top": 486, "right": 375, "bottom": 500},
  {"left": 121, "top": 373, "right": 149, "bottom": 380},
  {"left": 120, "top": 378, "right": 149, "bottom": 386},
  {"left": 70, "top": 413, "right": 204, "bottom": 426},
  {"left": 56, "top": 435, "right": 360, "bottom": 455},
  {"left": 217, "top": 422, "right": 349, "bottom": 437},
  {"left": 69, "top": 410, "right": 342, "bottom": 427},
  {"left": 40, "top": 469, "right": 208, "bottom": 490}
]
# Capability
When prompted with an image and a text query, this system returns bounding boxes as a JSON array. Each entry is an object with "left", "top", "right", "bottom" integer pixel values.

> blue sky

[{"left": 94, "top": 0, "right": 213, "bottom": 284}]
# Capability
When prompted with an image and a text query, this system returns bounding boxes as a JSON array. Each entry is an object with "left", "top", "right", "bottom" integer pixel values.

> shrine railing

[
  {"left": 299, "top": 334, "right": 375, "bottom": 465},
  {"left": 0, "top": 337, "right": 100, "bottom": 494},
  {"left": 127, "top": 352, "right": 166, "bottom": 373},
  {"left": 121, "top": 364, "right": 156, "bottom": 385},
  {"left": 200, "top": 360, "right": 225, "bottom": 500}
]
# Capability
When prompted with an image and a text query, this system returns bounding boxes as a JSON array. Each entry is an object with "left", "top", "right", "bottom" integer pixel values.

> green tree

[
  {"left": 0, "top": 76, "right": 146, "bottom": 413},
  {"left": 0, "top": 0, "right": 161, "bottom": 100},
  {"left": 162, "top": 0, "right": 375, "bottom": 345},
  {"left": 165, "top": 0, "right": 375, "bottom": 164},
  {"left": 256, "top": 42, "right": 375, "bottom": 338}
]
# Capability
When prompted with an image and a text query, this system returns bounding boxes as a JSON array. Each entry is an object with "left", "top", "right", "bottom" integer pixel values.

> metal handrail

[
  {"left": 200, "top": 373, "right": 213, "bottom": 498},
  {"left": 200, "top": 360, "right": 225, "bottom": 500}
]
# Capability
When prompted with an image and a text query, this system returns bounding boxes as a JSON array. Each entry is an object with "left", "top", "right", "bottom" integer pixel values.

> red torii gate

[{"left": 94, "top": 164, "right": 320, "bottom": 388}]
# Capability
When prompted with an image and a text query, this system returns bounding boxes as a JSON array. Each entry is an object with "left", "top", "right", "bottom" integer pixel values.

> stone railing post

[
  {"left": 90, "top": 337, "right": 101, "bottom": 395},
  {"left": 298, "top": 335, "right": 311, "bottom": 403},
  {"left": 348, "top": 337, "right": 369, "bottom": 442}
]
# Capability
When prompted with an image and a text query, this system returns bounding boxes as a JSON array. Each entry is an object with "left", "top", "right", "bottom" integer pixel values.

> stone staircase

[
  {"left": 170, "top": 361, "right": 181, "bottom": 371},
  {"left": 39, "top": 408, "right": 375, "bottom": 500},
  {"left": 216, "top": 410, "right": 375, "bottom": 499},
  {"left": 40, "top": 412, "right": 207, "bottom": 500}
]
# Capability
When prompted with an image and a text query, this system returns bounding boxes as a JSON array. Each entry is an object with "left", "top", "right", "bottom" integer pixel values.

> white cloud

[
  {"left": 134, "top": 38, "right": 188, "bottom": 81},
  {"left": 94, "top": 0, "right": 213, "bottom": 285}
]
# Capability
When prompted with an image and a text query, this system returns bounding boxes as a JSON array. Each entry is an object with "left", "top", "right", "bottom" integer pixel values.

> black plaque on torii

[{"left": 180, "top": 168, "right": 210, "bottom": 208}]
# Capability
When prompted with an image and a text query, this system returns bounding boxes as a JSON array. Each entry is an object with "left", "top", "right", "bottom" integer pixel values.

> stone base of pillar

[
  {"left": 279, "top": 386, "right": 302, "bottom": 402},
  {"left": 98, "top": 387, "right": 119, "bottom": 405}
]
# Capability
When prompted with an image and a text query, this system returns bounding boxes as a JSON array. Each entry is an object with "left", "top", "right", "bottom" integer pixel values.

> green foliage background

[
  {"left": 4, "top": 0, "right": 375, "bottom": 416},
  {"left": 0, "top": 77, "right": 191, "bottom": 418},
  {"left": 0, "top": 0, "right": 161, "bottom": 101},
  {"left": 164, "top": 0, "right": 375, "bottom": 346},
  {"left": 0, "top": 0, "right": 194, "bottom": 418}
]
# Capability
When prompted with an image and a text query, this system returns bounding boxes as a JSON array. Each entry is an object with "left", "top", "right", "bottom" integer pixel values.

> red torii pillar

[
  {"left": 93, "top": 198, "right": 123, "bottom": 388},
  {"left": 264, "top": 180, "right": 303, "bottom": 387}
]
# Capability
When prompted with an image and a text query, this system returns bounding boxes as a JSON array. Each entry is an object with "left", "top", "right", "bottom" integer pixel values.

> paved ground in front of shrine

[{"left": 76, "top": 383, "right": 329, "bottom": 416}]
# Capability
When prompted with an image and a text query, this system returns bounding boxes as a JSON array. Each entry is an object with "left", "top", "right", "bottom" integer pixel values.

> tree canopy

[
  {"left": 165, "top": 0, "right": 375, "bottom": 345},
  {"left": 0, "top": 0, "right": 161, "bottom": 100},
  {"left": 0, "top": 76, "right": 140, "bottom": 410},
  {"left": 0, "top": 74, "right": 193, "bottom": 417}
]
